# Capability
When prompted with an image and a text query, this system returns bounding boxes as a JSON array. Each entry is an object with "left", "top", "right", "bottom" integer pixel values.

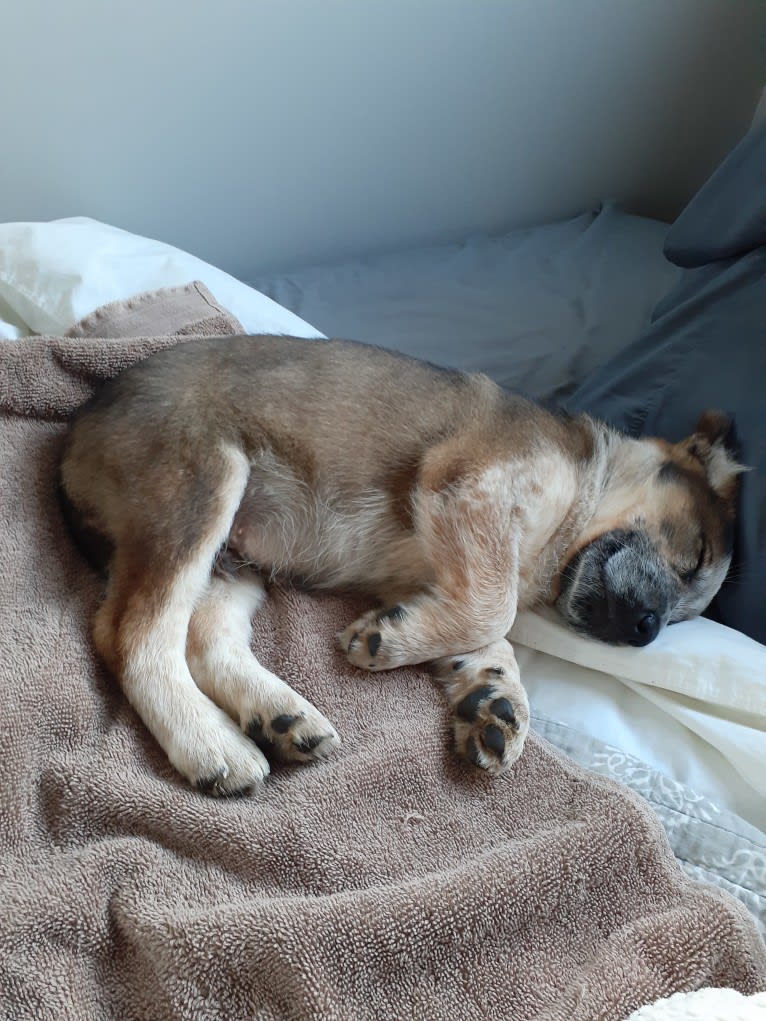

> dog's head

[{"left": 556, "top": 411, "right": 746, "bottom": 646}]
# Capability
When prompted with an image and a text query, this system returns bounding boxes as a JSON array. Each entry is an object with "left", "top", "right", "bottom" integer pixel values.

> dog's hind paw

[
  {"left": 168, "top": 707, "right": 271, "bottom": 797},
  {"left": 435, "top": 642, "right": 530, "bottom": 775},
  {"left": 244, "top": 703, "right": 340, "bottom": 765}
]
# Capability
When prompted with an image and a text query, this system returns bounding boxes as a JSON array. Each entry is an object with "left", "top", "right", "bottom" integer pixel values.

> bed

[
  {"left": 1, "top": 148, "right": 764, "bottom": 1015},
  {"left": 251, "top": 199, "right": 766, "bottom": 923}
]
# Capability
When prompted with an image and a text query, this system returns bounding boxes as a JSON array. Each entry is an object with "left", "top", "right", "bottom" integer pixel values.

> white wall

[{"left": 2, "top": 0, "right": 762, "bottom": 278}]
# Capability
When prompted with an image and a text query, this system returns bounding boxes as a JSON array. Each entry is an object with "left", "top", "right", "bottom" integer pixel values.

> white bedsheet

[{"left": 511, "top": 611, "right": 766, "bottom": 831}]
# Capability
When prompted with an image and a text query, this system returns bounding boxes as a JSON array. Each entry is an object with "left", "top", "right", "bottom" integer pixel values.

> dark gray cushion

[{"left": 664, "top": 122, "right": 766, "bottom": 268}]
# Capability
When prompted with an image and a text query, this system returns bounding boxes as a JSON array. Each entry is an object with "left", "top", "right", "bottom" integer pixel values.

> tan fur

[{"left": 59, "top": 336, "right": 741, "bottom": 791}]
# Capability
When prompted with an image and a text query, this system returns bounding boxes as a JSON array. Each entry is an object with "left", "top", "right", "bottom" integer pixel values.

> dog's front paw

[
  {"left": 436, "top": 643, "right": 529, "bottom": 775},
  {"left": 453, "top": 684, "right": 528, "bottom": 775},
  {"left": 337, "top": 604, "right": 408, "bottom": 671},
  {"left": 244, "top": 697, "right": 340, "bottom": 765}
]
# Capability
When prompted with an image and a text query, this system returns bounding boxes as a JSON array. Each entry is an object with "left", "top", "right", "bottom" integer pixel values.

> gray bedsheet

[{"left": 252, "top": 201, "right": 679, "bottom": 400}]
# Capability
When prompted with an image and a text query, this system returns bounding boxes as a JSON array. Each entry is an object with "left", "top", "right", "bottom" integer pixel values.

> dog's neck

[
  {"left": 571, "top": 417, "right": 664, "bottom": 531},
  {"left": 538, "top": 418, "right": 660, "bottom": 605}
]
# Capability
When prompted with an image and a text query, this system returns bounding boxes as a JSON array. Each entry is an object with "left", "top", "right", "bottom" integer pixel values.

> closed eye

[{"left": 680, "top": 539, "right": 707, "bottom": 584}]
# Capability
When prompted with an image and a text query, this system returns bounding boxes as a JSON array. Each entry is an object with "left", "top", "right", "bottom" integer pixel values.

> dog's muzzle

[{"left": 556, "top": 530, "right": 680, "bottom": 647}]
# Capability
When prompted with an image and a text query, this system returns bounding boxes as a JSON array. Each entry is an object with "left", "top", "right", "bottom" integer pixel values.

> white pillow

[
  {"left": 0, "top": 320, "right": 24, "bottom": 340},
  {"left": 511, "top": 608, "right": 766, "bottom": 799},
  {"left": 0, "top": 292, "right": 28, "bottom": 338},
  {"left": 0, "top": 217, "right": 324, "bottom": 338},
  {"left": 511, "top": 608, "right": 766, "bottom": 716}
]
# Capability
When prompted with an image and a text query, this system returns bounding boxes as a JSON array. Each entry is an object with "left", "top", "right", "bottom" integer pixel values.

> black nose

[
  {"left": 602, "top": 597, "right": 662, "bottom": 646},
  {"left": 628, "top": 610, "right": 660, "bottom": 647}
]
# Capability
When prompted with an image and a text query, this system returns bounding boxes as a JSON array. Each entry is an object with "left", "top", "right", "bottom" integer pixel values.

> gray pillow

[{"left": 252, "top": 204, "right": 678, "bottom": 401}]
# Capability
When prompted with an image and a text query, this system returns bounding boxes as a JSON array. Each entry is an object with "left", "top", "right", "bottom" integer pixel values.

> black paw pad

[
  {"left": 490, "top": 697, "right": 517, "bottom": 727},
  {"left": 481, "top": 723, "right": 505, "bottom": 758},
  {"left": 246, "top": 717, "right": 278, "bottom": 758},
  {"left": 271, "top": 713, "right": 299, "bottom": 734},
  {"left": 456, "top": 685, "right": 495, "bottom": 721},
  {"left": 295, "top": 734, "right": 324, "bottom": 754},
  {"left": 196, "top": 772, "right": 224, "bottom": 795},
  {"left": 196, "top": 770, "right": 251, "bottom": 797},
  {"left": 377, "top": 604, "right": 406, "bottom": 623},
  {"left": 367, "top": 631, "right": 382, "bottom": 657},
  {"left": 464, "top": 736, "right": 482, "bottom": 767}
]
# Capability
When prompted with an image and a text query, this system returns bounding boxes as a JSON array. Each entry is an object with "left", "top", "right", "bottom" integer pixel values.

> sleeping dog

[{"left": 59, "top": 336, "right": 743, "bottom": 795}]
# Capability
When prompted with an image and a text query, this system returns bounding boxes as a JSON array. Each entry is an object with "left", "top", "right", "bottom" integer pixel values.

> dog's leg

[
  {"left": 186, "top": 572, "right": 340, "bottom": 763},
  {"left": 100, "top": 447, "right": 270, "bottom": 796},
  {"left": 338, "top": 465, "right": 520, "bottom": 669},
  {"left": 433, "top": 640, "right": 529, "bottom": 774},
  {"left": 337, "top": 463, "right": 532, "bottom": 772}
]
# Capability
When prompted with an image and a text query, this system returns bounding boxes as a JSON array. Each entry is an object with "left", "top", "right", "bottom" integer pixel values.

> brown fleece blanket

[{"left": 0, "top": 313, "right": 764, "bottom": 1020}]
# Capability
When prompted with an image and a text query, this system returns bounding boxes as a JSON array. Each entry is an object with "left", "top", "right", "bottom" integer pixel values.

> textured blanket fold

[{"left": 1, "top": 323, "right": 764, "bottom": 1021}]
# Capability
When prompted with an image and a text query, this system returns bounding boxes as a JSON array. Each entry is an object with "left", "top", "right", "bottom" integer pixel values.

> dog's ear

[{"left": 677, "top": 410, "right": 748, "bottom": 510}]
